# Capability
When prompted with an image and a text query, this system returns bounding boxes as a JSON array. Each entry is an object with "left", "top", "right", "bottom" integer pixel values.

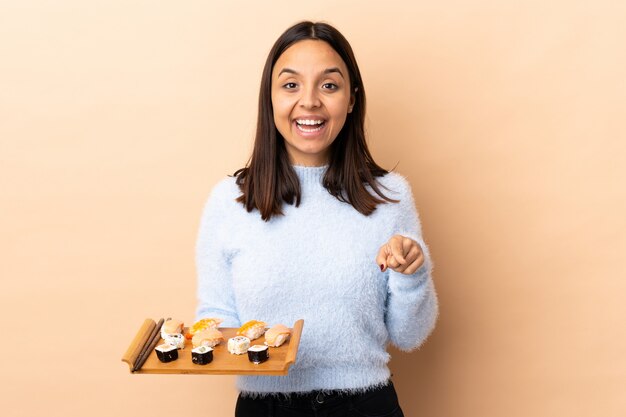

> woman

[{"left": 196, "top": 21, "right": 438, "bottom": 416}]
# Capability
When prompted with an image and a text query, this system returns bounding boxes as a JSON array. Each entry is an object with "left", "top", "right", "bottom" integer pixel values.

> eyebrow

[{"left": 278, "top": 67, "right": 345, "bottom": 78}]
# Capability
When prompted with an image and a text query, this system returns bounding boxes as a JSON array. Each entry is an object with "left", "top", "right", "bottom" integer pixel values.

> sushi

[
  {"left": 247, "top": 345, "right": 269, "bottom": 364},
  {"left": 186, "top": 317, "right": 223, "bottom": 340},
  {"left": 163, "top": 333, "right": 185, "bottom": 349},
  {"left": 160, "top": 318, "right": 184, "bottom": 339},
  {"left": 191, "top": 346, "right": 213, "bottom": 365},
  {"left": 237, "top": 320, "right": 267, "bottom": 340},
  {"left": 264, "top": 324, "right": 291, "bottom": 347},
  {"left": 155, "top": 343, "right": 178, "bottom": 363},
  {"left": 192, "top": 328, "right": 224, "bottom": 348},
  {"left": 228, "top": 336, "right": 251, "bottom": 355}
]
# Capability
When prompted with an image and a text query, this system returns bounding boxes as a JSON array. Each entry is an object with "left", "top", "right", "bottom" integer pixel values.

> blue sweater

[{"left": 195, "top": 165, "right": 438, "bottom": 395}]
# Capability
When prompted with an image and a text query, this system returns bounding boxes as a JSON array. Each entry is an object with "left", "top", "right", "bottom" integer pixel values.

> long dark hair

[{"left": 234, "top": 21, "right": 397, "bottom": 221}]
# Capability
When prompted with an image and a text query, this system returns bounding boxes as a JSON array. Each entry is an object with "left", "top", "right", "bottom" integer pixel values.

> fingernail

[{"left": 380, "top": 264, "right": 385, "bottom": 271}]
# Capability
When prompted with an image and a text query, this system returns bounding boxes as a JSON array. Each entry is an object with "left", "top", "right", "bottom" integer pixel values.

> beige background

[{"left": 1, "top": 1, "right": 624, "bottom": 416}]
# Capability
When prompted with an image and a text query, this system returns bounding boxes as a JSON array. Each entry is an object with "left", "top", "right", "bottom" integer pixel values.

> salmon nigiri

[
  {"left": 192, "top": 328, "right": 224, "bottom": 348},
  {"left": 264, "top": 324, "right": 291, "bottom": 347}
]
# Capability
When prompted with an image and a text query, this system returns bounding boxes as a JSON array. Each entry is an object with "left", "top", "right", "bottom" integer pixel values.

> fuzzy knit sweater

[{"left": 195, "top": 165, "right": 438, "bottom": 395}]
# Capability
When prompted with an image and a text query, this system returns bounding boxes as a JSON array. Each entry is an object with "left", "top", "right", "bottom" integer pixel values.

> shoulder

[
  {"left": 204, "top": 175, "right": 242, "bottom": 209},
  {"left": 375, "top": 171, "right": 413, "bottom": 199},
  {"left": 211, "top": 175, "right": 240, "bottom": 197}
]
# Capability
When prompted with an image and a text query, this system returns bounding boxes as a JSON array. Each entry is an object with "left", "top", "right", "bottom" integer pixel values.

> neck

[
  {"left": 287, "top": 151, "right": 329, "bottom": 167},
  {"left": 292, "top": 163, "right": 329, "bottom": 168}
]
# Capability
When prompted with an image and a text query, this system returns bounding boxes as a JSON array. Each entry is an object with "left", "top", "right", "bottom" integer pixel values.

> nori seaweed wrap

[{"left": 191, "top": 345, "right": 213, "bottom": 365}]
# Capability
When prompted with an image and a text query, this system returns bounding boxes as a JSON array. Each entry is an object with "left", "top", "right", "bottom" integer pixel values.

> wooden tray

[{"left": 122, "top": 319, "right": 304, "bottom": 375}]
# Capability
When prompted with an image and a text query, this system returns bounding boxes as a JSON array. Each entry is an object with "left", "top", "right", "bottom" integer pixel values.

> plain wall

[{"left": 1, "top": 1, "right": 624, "bottom": 416}]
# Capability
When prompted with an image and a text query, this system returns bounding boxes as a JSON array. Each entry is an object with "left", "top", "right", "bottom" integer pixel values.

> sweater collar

[{"left": 292, "top": 164, "right": 328, "bottom": 186}]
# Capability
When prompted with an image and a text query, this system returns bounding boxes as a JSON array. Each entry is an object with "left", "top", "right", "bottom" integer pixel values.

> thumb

[{"left": 376, "top": 245, "right": 388, "bottom": 272}]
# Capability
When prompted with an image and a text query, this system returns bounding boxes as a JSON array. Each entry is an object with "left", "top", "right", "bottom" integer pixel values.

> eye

[
  {"left": 283, "top": 82, "right": 297, "bottom": 89},
  {"left": 322, "top": 83, "right": 338, "bottom": 90}
]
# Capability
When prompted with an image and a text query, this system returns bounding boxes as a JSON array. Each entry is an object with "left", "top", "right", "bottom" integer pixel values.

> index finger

[{"left": 389, "top": 237, "right": 407, "bottom": 265}]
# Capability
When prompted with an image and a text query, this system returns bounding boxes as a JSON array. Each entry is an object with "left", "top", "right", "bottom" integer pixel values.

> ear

[{"left": 348, "top": 87, "right": 358, "bottom": 113}]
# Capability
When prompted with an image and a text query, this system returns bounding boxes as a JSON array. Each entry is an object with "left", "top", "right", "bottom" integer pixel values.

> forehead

[{"left": 273, "top": 40, "right": 349, "bottom": 77}]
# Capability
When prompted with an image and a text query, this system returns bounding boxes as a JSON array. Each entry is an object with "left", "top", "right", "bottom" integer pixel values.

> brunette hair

[{"left": 233, "top": 21, "right": 397, "bottom": 221}]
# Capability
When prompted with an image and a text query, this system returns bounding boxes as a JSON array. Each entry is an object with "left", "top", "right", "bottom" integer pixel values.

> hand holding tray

[{"left": 122, "top": 319, "right": 304, "bottom": 376}]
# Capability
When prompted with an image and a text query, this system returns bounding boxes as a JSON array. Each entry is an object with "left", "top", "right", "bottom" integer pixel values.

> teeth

[
  {"left": 296, "top": 119, "right": 324, "bottom": 126},
  {"left": 297, "top": 123, "right": 324, "bottom": 132}
]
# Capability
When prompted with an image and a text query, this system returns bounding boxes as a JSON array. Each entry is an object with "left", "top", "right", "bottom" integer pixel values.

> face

[{"left": 271, "top": 40, "right": 355, "bottom": 166}]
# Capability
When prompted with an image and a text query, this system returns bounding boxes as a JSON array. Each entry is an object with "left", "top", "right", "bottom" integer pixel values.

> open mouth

[{"left": 295, "top": 119, "right": 326, "bottom": 133}]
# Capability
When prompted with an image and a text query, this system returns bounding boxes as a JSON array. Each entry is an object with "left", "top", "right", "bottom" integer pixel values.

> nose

[{"left": 299, "top": 85, "right": 321, "bottom": 109}]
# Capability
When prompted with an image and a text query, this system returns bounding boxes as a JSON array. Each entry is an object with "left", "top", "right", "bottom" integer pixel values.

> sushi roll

[
  {"left": 155, "top": 343, "right": 178, "bottom": 363},
  {"left": 237, "top": 320, "right": 267, "bottom": 340},
  {"left": 186, "top": 317, "right": 223, "bottom": 340},
  {"left": 164, "top": 333, "right": 185, "bottom": 349},
  {"left": 247, "top": 345, "right": 269, "bottom": 364},
  {"left": 192, "top": 328, "right": 224, "bottom": 348},
  {"left": 228, "top": 336, "right": 251, "bottom": 355},
  {"left": 264, "top": 324, "right": 291, "bottom": 347},
  {"left": 160, "top": 318, "right": 184, "bottom": 339},
  {"left": 191, "top": 346, "right": 213, "bottom": 365}
]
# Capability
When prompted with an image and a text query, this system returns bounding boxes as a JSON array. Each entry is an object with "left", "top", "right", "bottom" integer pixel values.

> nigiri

[
  {"left": 237, "top": 320, "right": 267, "bottom": 340},
  {"left": 186, "top": 317, "right": 223, "bottom": 340},
  {"left": 192, "top": 328, "right": 224, "bottom": 348},
  {"left": 264, "top": 324, "right": 291, "bottom": 347},
  {"left": 161, "top": 319, "right": 184, "bottom": 339}
]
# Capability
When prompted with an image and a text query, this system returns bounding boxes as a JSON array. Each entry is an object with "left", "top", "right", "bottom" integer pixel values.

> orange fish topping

[
  {"left": 237, "top": 320, "right": 266, "bottom": 335},
  {"left": 185, "top": 318, "right": 222, "bottom": 339}
]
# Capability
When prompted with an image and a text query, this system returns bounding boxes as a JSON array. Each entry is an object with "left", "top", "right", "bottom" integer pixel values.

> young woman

[{"left": 196, "top": 21, "right": 438, "bottom": 417}]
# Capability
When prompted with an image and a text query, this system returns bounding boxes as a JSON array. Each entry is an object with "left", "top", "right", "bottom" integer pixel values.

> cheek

[
  {"left": 330, "top": 106, "right": 349, "bottom": 128},
  {"left": 329, "top": 97, "right": 351, "bottom": 120},
  {"left": 271, "top": 96, "right": 293, "bottom": 122},
  {"left": 271, "top": 103, "right": 292, "bottom": 137}
]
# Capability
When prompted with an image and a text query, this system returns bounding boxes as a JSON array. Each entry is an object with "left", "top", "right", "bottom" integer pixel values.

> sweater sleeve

[
  {"left": 195, "top": 179, "right": 241, "bottom": 327},
  {"left": 384, "top": 175, "right": 439, "bottom": 351}
]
